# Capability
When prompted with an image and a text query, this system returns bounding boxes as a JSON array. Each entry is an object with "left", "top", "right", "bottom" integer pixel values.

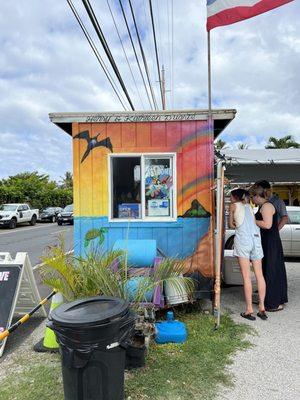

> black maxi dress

[{"left": 255, "top": 203, "right": 288, "bottom": 309}]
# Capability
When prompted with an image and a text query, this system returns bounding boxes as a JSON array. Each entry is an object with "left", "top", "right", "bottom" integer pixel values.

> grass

[
  {"left": 125, "top": 309, "right": 252, "bottom": 400},
  {"left": 0, "top": 309, "right": 252, "bottom": 400}
]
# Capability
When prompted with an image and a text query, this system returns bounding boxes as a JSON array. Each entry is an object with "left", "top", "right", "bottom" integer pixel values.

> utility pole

[{"left": 161, "top": 65, "right": 166, "bottom": 110}]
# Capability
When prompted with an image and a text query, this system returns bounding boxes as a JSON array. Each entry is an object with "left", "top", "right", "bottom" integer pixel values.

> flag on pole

[{"left": 207, "top": 0, "right": 294, "bottom": 31}]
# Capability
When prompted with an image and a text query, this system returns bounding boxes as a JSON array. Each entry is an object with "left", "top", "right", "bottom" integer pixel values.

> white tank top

[{"left": 234, "top": 202, "right": 245, "bottom": 228}]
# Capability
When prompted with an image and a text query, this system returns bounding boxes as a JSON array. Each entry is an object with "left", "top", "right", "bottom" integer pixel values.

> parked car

[
  {"left": 57, "top": 204, "right": 74, "bottom": 225},
  {"left": 225, "top": 206, "right": 300, "bottom": 257},
  {"left": 39, "top": 207, "right": 63, "bottom": 223},
  {"left": 0, "top": 203, "right": 39, "bottom": 229}
]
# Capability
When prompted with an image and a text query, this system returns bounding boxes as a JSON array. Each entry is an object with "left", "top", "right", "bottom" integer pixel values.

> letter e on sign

[{"left": 0, "top": 271, "right": 10, "bottom": 281}]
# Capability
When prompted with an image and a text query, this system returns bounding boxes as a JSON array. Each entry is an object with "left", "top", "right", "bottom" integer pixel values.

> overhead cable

[
  {"left": 128, "top": 0, "right": 158, "bottom": 110},
  {"left": 106, "top": 0, "right": 145, "bottom": 110},
  {"left": 118, "top": 0, "right": 154, "bottom": 110},
  {"left": 67, "top": 0, "right": 128, "bottom": 110},
  {"left": 142, "top": 2, "right": 160, "bottom": 106},
  {"left": 81, "top": 0, "right": 135, "bottom": 110},
  {"left": 149, "top": 0, "right": 164, "bottom": 109}
]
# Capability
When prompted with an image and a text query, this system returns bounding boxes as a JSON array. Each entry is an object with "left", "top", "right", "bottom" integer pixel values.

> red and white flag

[{"left": 207, "top": 0, "right": 294, "bottom": 31}]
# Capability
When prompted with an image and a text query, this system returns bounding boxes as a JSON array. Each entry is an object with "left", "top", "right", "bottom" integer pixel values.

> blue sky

[{"left": 0, "top": 0, "right": 299, "bottom": 180}]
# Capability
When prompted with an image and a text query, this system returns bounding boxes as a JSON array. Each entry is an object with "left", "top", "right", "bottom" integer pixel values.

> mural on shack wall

[{"left": 72, "top": 120, "right": 215, "bottom": 278}]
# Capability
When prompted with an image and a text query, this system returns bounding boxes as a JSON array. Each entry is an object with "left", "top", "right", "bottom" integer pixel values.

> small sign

[
  {"left": 0, "top": 265, "right": 22, "bottom": 335},
  {"left": 0, "top": 253, "right": 46, "bottom": 357},
  {"left": 118, "top": 203, "right": 141, "bottom": 219},
  {"left": 148, "top": 200, "right": 170, "bottom": 217}
]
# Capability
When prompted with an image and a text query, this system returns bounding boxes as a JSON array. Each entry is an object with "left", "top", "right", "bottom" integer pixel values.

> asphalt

[
  {"left": 0, "top": 222, "right": 73, "bottom": 266},
  {"left": 217, "top": 259, "right": 300, "bottom": 400},
  {"left": 0, "top": 222, "right": 73, "bottom": 360}
]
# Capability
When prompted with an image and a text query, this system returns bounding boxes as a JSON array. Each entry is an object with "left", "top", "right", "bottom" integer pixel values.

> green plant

[
  {"left": 265, "top": 135, "right": 299, "bottom": 149},
  {"left": 40, "top": 238, "right": 194, "bottom": 306}
]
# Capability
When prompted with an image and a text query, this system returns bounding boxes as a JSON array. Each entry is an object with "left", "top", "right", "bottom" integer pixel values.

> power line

[
  {"left": 149, "top": 0, "right": 164, "bottom": 109},
  {"left": 81, "top": 0, "right": 135, "bottom": 110},
  {"left": 142, "top": 2, "right": 160, "bottom": 107},
  {"left": 128, "top": 0, "right": 158, "bottom": 110},
  {"left": 118, "top": 0, "right": 154, "bottom": 110},
  {"left": 67, "top": 0, "right": 128, "bottom": 110},
  {"left": 106, "top": 0, "right": 145, "bottom": 110}
]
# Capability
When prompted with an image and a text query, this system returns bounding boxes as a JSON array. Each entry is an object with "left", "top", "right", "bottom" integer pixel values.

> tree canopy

[
  {"left": 214, "top": 139, "right": 228, "bottom": 150},
  {"left": 0, "top": 171, "right": 73, "bottom": 209},
  {"left": 265, "top": 135, "right": 299, "bottom": 149}
]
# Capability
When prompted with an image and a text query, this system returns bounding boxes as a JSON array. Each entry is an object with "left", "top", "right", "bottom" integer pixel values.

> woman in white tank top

[{"left": 229, "top": 189, "right": 267, "bottom": 321}]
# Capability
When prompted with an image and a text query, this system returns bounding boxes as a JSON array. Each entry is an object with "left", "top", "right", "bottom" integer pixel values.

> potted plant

[{"left": 40, "top": 236, "right": 194, "bottom": 368}]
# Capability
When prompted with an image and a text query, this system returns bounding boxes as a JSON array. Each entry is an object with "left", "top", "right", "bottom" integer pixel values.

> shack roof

[
  {"left": 221, "top": 149, "right": 300, "bottom": 184},
  {"left": 49, "top": 109, "right": 236, "bottom": 139}
]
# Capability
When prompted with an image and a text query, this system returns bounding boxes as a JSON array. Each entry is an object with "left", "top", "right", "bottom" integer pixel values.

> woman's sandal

[
  {"left": 240, "top": 312, "right": 256, "bottom": 321},
  {"left": 257, "top": 311, "right": 268, "bottom": 320},
  {"left": 265, "top": 305, "right": 284, "bottom": 312}
]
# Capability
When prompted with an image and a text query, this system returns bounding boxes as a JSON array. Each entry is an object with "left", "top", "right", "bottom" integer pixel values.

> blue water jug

[{"left": 155, "top": 312, "right": 187, "bottom": 344}]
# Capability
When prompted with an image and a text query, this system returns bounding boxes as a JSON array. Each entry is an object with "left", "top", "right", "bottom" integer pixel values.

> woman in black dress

[{"left": 251, "top": 185, "right": 288, "bottom": 311}]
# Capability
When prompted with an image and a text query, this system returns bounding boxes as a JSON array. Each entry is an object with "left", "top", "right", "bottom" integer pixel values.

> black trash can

[{"left": 48, "top": 296, "right": 135, "bottom": 400}]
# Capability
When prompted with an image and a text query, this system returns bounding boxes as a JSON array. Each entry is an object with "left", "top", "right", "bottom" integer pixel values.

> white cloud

[{"left": 0, "top": 0, "right": 299, "bottom": 180}]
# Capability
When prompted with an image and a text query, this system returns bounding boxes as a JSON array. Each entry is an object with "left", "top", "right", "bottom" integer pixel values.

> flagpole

[
  {"left": 208, "top": 28, "right": 222, "bottom": 328},
  {"left": 207, "top": 30, "right": 212, "bottom": 113}
]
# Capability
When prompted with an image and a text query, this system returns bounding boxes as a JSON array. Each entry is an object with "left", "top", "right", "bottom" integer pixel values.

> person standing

[
  {"left": 251, "top": 185, "right": 288, "bottom": 311},
  {"left": 255, "top": 180, "right": 288, "bottom": 231},
  {"left": 229, "top": 189, "right": 267, "bottom": 320}
]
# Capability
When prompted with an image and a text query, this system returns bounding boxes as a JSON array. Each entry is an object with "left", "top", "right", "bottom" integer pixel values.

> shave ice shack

[{"left": 50, "top": 110, "right": 235, "bottom": 297}]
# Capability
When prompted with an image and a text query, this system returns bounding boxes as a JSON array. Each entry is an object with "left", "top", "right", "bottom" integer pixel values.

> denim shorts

[{"left": 233, "top": 235, "right": 264, "bottom": 260}]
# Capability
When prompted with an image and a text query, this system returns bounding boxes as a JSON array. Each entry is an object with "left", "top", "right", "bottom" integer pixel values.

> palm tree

[
  {"left": 237, "top": 143, "right": 249, "bottom": 150},
  {"left": 265, "top": 135, "right": 299, "bottom": 149},
  {"left": 214, "top": 139, "right": 228, "bottom": 150},
  {"left": 60, "top": 171, "right": 73, "bottom": 189}
]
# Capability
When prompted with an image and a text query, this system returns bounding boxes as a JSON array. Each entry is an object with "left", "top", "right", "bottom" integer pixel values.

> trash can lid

[{"left": 50, "top": 296, "right": 130, "bottom": 328}]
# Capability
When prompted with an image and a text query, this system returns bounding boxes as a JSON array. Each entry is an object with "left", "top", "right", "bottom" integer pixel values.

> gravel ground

[
  {"left": 217, "top": 260, "right": 300, "bottom": 400},
  {"left": 0, "top": 318, "right": 51, "bottom": 381}
]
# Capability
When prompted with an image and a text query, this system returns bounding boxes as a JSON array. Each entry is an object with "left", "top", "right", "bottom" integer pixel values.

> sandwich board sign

[{"left": 0, "top": 252, "right": 46, "bottom": 357}]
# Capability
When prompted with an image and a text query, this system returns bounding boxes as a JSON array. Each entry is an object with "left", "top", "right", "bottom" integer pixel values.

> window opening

[
  {"left": 110, "top": 154, "right": 175, "bottom": 221},
  {"left": 112, "top": 157, "right": 141, "bottom": 219}
]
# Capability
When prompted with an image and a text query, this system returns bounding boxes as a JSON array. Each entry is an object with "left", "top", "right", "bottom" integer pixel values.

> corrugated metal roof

[
  {"left": 221, "top": 149, "right": 300, "bottom": 165},
  {"left": 220, "top": 149, "right": 300, "bottom": 184}
]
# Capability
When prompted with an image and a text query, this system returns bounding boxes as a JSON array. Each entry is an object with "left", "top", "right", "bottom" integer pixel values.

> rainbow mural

[{"left": 72, "top": 119, "right": 215, "bottom": 278}]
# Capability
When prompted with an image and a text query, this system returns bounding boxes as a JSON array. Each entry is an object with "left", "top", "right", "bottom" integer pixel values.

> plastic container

[
  {"left": 125, "top": 343, "right": 146, "bottom": 370},
  {"left": 223, "top": 250, "right": 256, "bottom": 285},
  {"left": 48, "top": 296, "right": 135, "bottom": 400},
  {"left": 164, "top": 278, "right": 189, "bottom": 305},
  {"left": 125, "top": 277, "right": 154, "bottom": 302},
  {"left": 155, "top": 311, "right": 187, "bottom": 344},
  {"left": 113, "top": 239, "right": 156, "bottom": 267}
]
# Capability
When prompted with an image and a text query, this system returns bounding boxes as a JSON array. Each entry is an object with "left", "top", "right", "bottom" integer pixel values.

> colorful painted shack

[{"left": 50, "top": 110, "right": 236, "bottom": 297}]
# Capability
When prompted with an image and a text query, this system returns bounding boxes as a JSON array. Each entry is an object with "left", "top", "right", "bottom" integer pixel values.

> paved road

[
  {"left": 0, "top": 221, "right": 73, "bottom": 300},
  {"left": 218, "top": 259, "right": 300, "bottom": 400},
  {"left": 0, "top": 223, "right": 73, "bottom": 360},
  {"left": 0, "top": 222, "right": 73, "bottom": 266}
]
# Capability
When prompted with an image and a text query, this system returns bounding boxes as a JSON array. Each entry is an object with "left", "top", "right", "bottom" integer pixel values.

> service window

[{"left": 110, "top": 154, "right": 176, "bottom": 221}]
